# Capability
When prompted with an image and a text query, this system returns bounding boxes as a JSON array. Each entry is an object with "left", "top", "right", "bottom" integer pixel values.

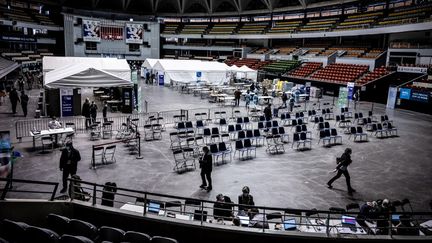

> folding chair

[
  {"left": 243, "top": 139, "right": 256, "bottom": 158},
  {"left": 103, "top": 145, "right": 116, "bottom": 164},
  {"left": 234, "top": 140, "right": 248, "bottom": 160},
  {"left": 91, "top": 146, "right": 104, "bottom": 168}
]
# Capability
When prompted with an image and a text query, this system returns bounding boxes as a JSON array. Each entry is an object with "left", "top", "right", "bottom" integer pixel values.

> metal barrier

[{"left": 0, "top": 178, "right": 58, "bottom": 201}]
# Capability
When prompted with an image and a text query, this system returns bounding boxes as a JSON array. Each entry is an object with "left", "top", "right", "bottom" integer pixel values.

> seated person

[
  {"left": 356, "top": 201, "right": 378, "bottom": 235},
  {"left": 248, "top": 208, "right": 269, "bottom": 229},
  {"left": 238, "top": 186, "right": 255, "bottom": 215},
  {"left": 396, "top": 215, "right": 419, "bottom": 236},
  {"left": 48, "top": 116, "right": 62, "bottom": 129},
  {"left": 68, "top": 174, "right": 90, "bottom": 201},
  {"left": 213, "top": 193, "right": 233, "bottom": 221}
]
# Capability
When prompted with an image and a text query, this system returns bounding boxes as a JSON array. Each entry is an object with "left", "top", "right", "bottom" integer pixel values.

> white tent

[
  {"left": 237, "top": 65, "right": 258, "bottom": 82},
  {"left": 43, "top": 56, "right": 131, "bottom": 82},
  {"left": 44, "top": 63, "right": 132, "bottom": 88},
  {"left": 152, "top": 59, "right": 230, "bottom": 84},
  {"left": 141, "top": 58, "right": 159, "bottom": 69},
  {"left": 43, "top": 56, "right": 131, "bottom": 88}
]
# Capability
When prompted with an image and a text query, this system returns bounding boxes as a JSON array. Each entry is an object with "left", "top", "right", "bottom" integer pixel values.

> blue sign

[
  {"left": 158, "top": 74, "right": 164, "bottom": 85},
  {"left": 61, "top": 95, "right": 73, "bottom": 117},
  {"left": 399, "top": 88, "right": 411, "bottom": 100},
  {"left": 196, "top": 71, "right": 202, "bottom": 78},
  {"left": 410, "top": 91, "right": 429, "bottom": 103},
  {"left": 347, "top": 82, "right": 355, "bottom": 100}
]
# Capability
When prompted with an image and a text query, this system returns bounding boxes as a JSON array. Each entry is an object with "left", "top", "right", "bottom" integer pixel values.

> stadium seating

[
  {"left": 267, "top": 20, "right": 302, "bottom": 33},
  {"left": 309, "top": 63, "right": 369, "bottom": 84},
  {"left": 299, "top": 17, "right": 339, "bottom": 32},
  {"left": 262, "top": 60, "right": 299, "bottom": 73},
  {"left": 162, "top": 24, "right": 179, "bottom": 34},
  {"left": 273, "top": 46, "right": 298, "bottom": 55},
  {"left": 237, "top": 22, "right": 268, "bottom": 34},
  {"left": 357, "top": 66, "right": 391, "bottom": 85},
  {"left": 289, "top": 62, "right": 322, "bottom": 78},
  {"left": 208, "top": 23, "right": 238, "bottom": 35},
  {"left": 180, "top": 24, "right": 208, "bottom": 34},
  {"left": 225, "top": 58, "right": 272, "bottom": 70}
]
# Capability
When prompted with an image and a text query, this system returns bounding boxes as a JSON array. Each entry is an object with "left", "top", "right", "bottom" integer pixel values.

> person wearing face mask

[
  {"left": 238, "top": 186, "right": 255, "bottom": 214},
  {"left": 59, "top": 141, "right": 81, "bottom": 193}
]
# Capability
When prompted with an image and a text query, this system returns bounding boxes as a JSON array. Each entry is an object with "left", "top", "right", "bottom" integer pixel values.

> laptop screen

[
  {"left": 341, "top": 215, "right": 356, "bottom": 225},
  {"left": 238, "top": 216, "right": 249, "bottom": 226},
  {"left": 284, "top": 218, "right": 297, "bottom": 230},
  {"left": 148, "top": 202, "right": 160, "bottom": 213},
  {"left": 392, "top": 214, "right": 401, "bottom": 221}
]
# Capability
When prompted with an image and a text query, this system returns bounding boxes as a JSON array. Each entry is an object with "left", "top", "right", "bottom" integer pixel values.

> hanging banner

[
  {"left": 338, "top": 87, "right": 348, "bottom": 108},
  {"left": 125, "top": 23, "right": 144, "bottom": 44},
  {"left": 386, "top": 86, "right": 397, "bottom": 109},
  {"left": 83, "top": 20, "right": 101, "bottom": 42},
  {"left": 347, "top": 82, "right": 355, "bottom": 100},
  {"left": 131, "top": 70, "right": 138, "bottom": 84},
  {"left": 158, "top": 74, "right": 164, "bottom": 86},
  {"left": 60, "top": 89, "right": 74, "bottom": 117}
]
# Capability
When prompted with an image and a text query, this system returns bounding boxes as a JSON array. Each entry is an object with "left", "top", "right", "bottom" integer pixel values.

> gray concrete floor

[{"left": 1, "top": 81, "right": 432, "bottom": 212}]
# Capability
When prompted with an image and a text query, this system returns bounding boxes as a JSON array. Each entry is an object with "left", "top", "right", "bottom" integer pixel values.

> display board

[
  {"left": 410, "top": 91, "right": 429, "bottom": 103},
  {"left": 386, "top": 86, "right": 397, "bottom": 109},
  {"left": 125, "top": 23, "right": 144, "bottom": 44},
  {"left": 399, "top": 88, "right": 411, "bottom": 100},
  {"left": 337, "top": 87, "right": 348, "bottom": 108},
  {"left": 83, "top": 20, "right": 101, "bottom": 42},
  {"left": 347, "top": 82, "right": 355, "bottom": 100},
  {"left": 0, "top": 131, "right": 11, "bottom": 177},
  {"left": 60, "top": 89, "right": 74, "bottom": 117}
]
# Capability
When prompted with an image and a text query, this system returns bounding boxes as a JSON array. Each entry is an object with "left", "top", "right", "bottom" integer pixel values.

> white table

[
  {"left": 120, "top": 203, "right": 144, "bottom": 214},
  {"left": 30, "top": 127, "right": 74, "bottom": 149}
]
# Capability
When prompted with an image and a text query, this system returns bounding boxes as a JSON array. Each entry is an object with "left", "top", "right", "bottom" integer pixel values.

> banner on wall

[
  {"left": 347, "top": 82, "right": 355, "bottom": 100},
  {"left": 386, "top": 86, "right": 397, "bottom": 109},
  {"left": 83, "top": 20, "right": 101, "bottom": 42},
  {"left": 125, "top": 23, "right": 144, "bottom": 44},
  {"left": 338, "top": 87, "right": 348, "bottom": 108},
  {"left": 60, "top": 89, "right": 73, "bottom": 117},
  {"left": 399, "top": 88, "right": 411, "bottom": 100},
  {"left": 397, "top": 66, "right": 428, "bottom": 74}
]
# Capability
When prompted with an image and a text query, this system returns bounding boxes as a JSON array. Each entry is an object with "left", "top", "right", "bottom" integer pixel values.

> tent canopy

[
  {"left": 43, "top": 56, "right": 131, "bottom": 88},
  {"left": 141, "top": 58, "right": 159, "bottom": 69}
]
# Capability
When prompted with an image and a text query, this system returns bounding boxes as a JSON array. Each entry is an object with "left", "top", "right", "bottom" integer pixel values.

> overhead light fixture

[{"left": 129, "top": 18, "right": 133, "bottom": 22}]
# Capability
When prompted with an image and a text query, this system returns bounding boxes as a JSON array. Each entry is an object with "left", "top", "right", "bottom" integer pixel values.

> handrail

[{"left": 0, "top": 178, "right": 59, "bottom": 201}]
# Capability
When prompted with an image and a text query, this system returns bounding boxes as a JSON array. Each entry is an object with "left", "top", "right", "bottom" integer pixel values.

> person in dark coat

[
  {"left": 234, "top": 89, "right": 241, "bottom": 106},
  {"left": 89, "top": 101, "right": 98, "bottom": 124},
  {"left": 102, "top": 101, "right": 108, "bottom": 122},
  {"left": 82, "top": 98, "right": 91, "bottom": 129},
  {"left": 238, "top": 186, "right": 255, "bottom": 213},
  {"left": 199, "top": 146, "right": 212, "bottom": 192},
  {"left": 59, "top": 141, "right": 81, "bottom": 193},
  {"left": 9, "top": 88, "right": 20, "bottom": 114},
  {"left": 281, "top": 92, "right": 288, "bottom": 108},
  {"left": 213, "top": 194, "right": 233, "bottom": 221},
  {"left": 20, "top": 91, "right": 29, "bottom": 117},
  {"left": 263, "top": 104, "right": 272, "bottom": 121},
  {"left": 327, "top": 148, "right": 356, "bottom": 194}
]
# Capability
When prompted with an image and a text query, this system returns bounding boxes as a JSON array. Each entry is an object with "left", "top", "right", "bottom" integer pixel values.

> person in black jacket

[
  {"left": 9, "top": 88, "right": 20, "bottom": 115},
  {"left": 263, "top": 104, "right": 272, "bottom": 121},
  {"left": 59, "top": 141, "right": 81, "bottom": 193},
  {"left": 199, "top": 146, "right": 212, "bottom": 192},
  {"left": 89, "top": 101, "right": 98, "bottom": 124},
  {"left": 102, "top": 101, "right": 108, "bottom": 122},
  {"left": 82, "top": 98, "right": 91, "bottom": 129},
  {"left": 20, "top": 91, "right": 29, "bottom": 117},
  {"left": 238, "top": 186, "right": 255, "bottom": 213},
  {"left": 213, "top": 194, "right": 233, "bottom": 221},
  {"left": 327, "top": 148, "right": 356, "bottom": 194}
]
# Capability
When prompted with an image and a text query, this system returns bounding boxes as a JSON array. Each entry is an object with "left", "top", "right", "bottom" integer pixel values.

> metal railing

[{"left": 0, "top": 178, "right": 58, "bottom": 201}]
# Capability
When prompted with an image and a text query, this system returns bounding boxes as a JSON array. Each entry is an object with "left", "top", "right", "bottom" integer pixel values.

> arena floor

[{"left": 1, "top": 82, "right": 432, "bottom": 212}]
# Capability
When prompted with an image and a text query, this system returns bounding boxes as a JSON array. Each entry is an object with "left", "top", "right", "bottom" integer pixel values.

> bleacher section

[
  {"left": 357, "top": 66, "right": 391, "bottom": 85},
  {"left": 360, "top": 49, "right": 384, "bottom": 59},
  {"left": 299, "top": 17, "right": 339, "bottom": 32},
  {"left": 263, "top": 60, "right": 299, "bottom": 73},
  {"left": 309, "top": 63, "right": 369, "bottom": 84},
  {"left": 0, "top": 56, "right": 20, "bottom": 79},
  {"left": 289, "top": 62, "right": 322, "bottom": 77},
  {"left": 237, "top": 22, "right": 268, "bottom": 34},
  {"left": 208, "top": 23, "right": 237, "bottom": 35},
  {"left": 180, "top": 24, "right": 208, "bottom": 34},
  {"left": 162, "top": 24, "right": 179, "bottom": 34},
  {"left": 225, "top": 58, "right": 272, "bottom": 70},
  {"left": 0, "top": 4, "right": 58, "bottom": 26},
  {"left": 336, "top": 12, "right": 382, "bottom": 30},
  {"left": 267, "top": 20, "right": 302, "bottom": 33},
  {"left": 273, "top": 47, "right": 298, "bottom": 55},
  {"left": 378, "top": 5, "right": 432, "bottom": 26}
]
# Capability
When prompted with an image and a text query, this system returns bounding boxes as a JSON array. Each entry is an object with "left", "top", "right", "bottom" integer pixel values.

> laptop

[
  {"left": 283, "top": 218, "right": 297, "bottom": 230},
  {"left": 147, "top": 202, "right": 161, "bottom": 214},
  {"left": 391, "top": 214, "right": 401, "bottom": 222},
  {"left": 341, "top": 215, "right": 356, "bottom": 226},
  {"left": 193, "top": 210, "right": 208, "bottom": 221},
  {"left": 238, "top": 215, "right": 250, "bottom": 226}
]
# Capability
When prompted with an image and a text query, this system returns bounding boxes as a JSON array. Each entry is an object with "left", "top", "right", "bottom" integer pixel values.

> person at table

[
  {"left": 90, "top": 101, "right": 98, "bottom": 124},
  {"left": 9, "top": 87, "right": 20, "bottom": 115},
  {"left": 20, "top": 91, "right": 29, "bottom": 117},
  {"left": 356, "top": 201, "right": 378, "bottom": 234},
  {"left": 199, "top": 146, "right": 212, "bottom": 192},
  {"left": 82, "top": 98, "right": 91, "bottom": 129},
  {"left": 213, "top": 193, "right": 234, "bottom": 221},
  {"left": 249, "top": 208, "right": 269, "bottom": 229},
  {"left": 264, "top": 104, "right": 272, "bottom": 121},
  {"left": 48, "top": 116, "right": 62, "bottom": 129},
  {"left": 234, "top": 89, "right": 241, "bottom": 107},
  {"left": 59, "top": 141, "right": 81, "bottom": 193},
  {"left": 281, "top": 92, "right": 288, "bottom": 108},
  {"left": 102, "top": 101, "right": 108, "bottom": 122},
  {"left": 238, "top": 186, "right": 255, "bottom": 214}
]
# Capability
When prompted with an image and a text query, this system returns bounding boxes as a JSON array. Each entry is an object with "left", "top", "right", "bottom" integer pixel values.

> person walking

[
  {"left": 17, "top": 76, "right": 24, "bottom": 92},
  {"left": 245, "top": 90, "right": 251, "bottom": 109},
  {"left": 9, "top": 88, "right": 20, "bottom": 115},
  {"left": 59, "top": 141, "right": 81, "bottom": 193},
  {"left": 234, "top": 89, "right": 241, "bottom": 107},
  {"left": 327, "top": 148, "right": 356, "bottom": 194},
  {"left": 82, "top": 98, "right": 91, "bottom": 129},
  {"left": 289, "top": 97, "right": 295, "bottom": 112},
  {"left": 20, "top": 91, "right": 29, "bottom": 117},
  {"left": 102, "top": 101, "right": 108, "bottom": 122},
  {"left": 199, "top": 146, "right": 212, "bottom": 192},
  {"left": 89, "top": 101, "right": 98, "bottom": 124},
  {"left": 281, "top": 92, "right": 288, "bottom": 108},
  {"left": 263, "top": 104, "right": 272, "bottom": 121}
]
